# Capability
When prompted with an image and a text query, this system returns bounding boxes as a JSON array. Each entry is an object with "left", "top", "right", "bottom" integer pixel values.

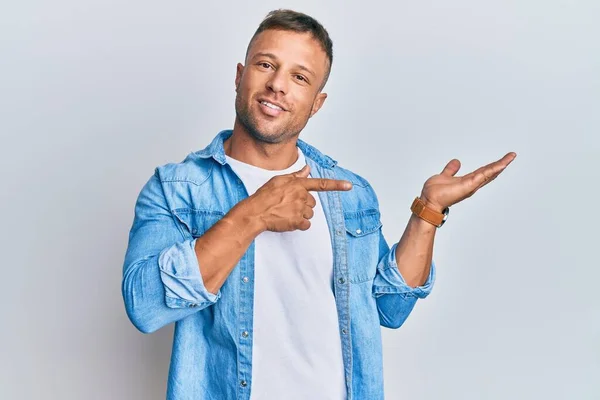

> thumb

[
  {"left": 440, "top": 159, "right": 461, "bottom": 177},
  {"left": 293, "top": 164, "right": 310, "bottom": 178}
]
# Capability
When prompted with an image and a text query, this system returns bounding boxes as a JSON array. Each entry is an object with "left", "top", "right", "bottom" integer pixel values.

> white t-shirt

[{"left": 226, "top": 148, "right": 346, "bottom": 400}]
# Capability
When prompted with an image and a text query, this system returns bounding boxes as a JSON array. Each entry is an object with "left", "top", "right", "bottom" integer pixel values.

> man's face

[{"left": 234, "top": 29, "right": 329, "bottom": 144}]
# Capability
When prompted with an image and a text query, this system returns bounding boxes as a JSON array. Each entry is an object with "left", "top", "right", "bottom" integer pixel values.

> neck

[{"left": 225, "top": 119, "right": 299, "bottom": 170}]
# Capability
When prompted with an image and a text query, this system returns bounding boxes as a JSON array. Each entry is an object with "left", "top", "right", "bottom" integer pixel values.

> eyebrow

[{"left": 251, "top": 52, "right": 316, "bottom": 78}]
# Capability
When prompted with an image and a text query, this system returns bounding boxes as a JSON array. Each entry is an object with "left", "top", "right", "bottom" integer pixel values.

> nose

[{"left": 266, "top": 70, "right": 288, "bottom": 95}]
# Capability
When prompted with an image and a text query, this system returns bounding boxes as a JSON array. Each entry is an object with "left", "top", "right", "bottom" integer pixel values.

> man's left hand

[{"left": 419, "top": 152, "right": 517, "bottom": 212}]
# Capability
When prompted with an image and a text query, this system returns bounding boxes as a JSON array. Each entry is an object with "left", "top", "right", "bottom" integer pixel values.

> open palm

[{"left": 420, "top": 152, "right": 517, "bottom": 212}]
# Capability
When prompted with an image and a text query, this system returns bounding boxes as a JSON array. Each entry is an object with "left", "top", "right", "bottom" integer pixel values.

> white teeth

[{"left": 261, "top": 101, "right": 283, "bottom": 111}]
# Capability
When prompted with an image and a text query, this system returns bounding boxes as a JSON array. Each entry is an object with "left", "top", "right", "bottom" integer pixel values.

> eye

[
  {"left": 258, "top": 62, "right": 273, "bottom": 69},
  {"left": 294, "top": 75, "right": 308, "bottom": 83}
]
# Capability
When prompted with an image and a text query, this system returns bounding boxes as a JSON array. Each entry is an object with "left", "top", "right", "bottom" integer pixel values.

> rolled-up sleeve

[
  {"left": 122, "top": 171, "right": 220, "bottom": 334},
  {"left": 159, "top": 239, "right": 220, "bottom": 308},
  {"left": 373, "top": 242, "right": 435, "bottom": 298},
  {"left": 373, "top": 236, "right": 436, "bottom": 329}
]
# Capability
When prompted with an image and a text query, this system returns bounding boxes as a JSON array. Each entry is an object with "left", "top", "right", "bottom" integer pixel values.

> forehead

[{"left": 247, "top": 29, "right": 329, "bottom": 73}]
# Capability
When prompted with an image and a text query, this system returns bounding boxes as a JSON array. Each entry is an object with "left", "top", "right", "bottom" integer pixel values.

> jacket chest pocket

[
  {"left": 172, "top": 208, "right": 225, "bottom": 238},
  {"left": 344, "top": 209, "right": 382, "bottom": 283}
]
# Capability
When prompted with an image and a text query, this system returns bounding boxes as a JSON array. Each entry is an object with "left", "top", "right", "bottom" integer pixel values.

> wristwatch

[{"left": 410, "top": 197, "right": 449, "bottom": 228}]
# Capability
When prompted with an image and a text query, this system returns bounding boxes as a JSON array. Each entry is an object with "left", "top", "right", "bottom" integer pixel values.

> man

[{"left": 122, "top": 9, "right": 516, "bottom": 400}]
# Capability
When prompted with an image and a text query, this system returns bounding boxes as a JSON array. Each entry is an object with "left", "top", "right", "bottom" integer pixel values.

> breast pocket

[
  {"left": 172, "top": 208, "right": 224, "bottom": 238},
  {"left": 344, "top": 209, "right": 382, "bottom": 283}
]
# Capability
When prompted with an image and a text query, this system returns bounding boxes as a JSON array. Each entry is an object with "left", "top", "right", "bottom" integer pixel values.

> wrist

[
  {"left": 227, "top": 200, "right": 267, "bottom": 236},
  {"left": 418, "top": 194, "right": 445, "bottom": 213},
  {"left": 411, "top": 196, "right": 449, "bottom": 228}
]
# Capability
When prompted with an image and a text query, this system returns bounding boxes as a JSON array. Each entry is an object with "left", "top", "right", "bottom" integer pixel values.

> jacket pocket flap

[
  {"left": 172, "top": 208, "right": 224, "bottom": 237},
  {"left": 344, "top": 209, "right": 382, "bottom": 237}
]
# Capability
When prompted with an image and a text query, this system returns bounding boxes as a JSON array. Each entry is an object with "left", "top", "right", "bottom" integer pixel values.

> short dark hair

[{"left": 245, "top": 9, "right": 333, "bottom": 90}]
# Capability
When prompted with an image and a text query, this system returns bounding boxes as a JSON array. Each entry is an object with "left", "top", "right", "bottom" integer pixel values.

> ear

[
  {"left": 309, "top": 92, "right": 328, "bottom": 118},
  {"left": 235, "top": 63, "right": 244, "bottom": 91}
]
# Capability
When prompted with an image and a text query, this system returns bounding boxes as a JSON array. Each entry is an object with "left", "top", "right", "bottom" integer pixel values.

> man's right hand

[
  {"left": 194, "top": 164, "right": 351, "bottom": 294},
  {"left": 239, "top": 164, "right": 353, "bottom": 232}
]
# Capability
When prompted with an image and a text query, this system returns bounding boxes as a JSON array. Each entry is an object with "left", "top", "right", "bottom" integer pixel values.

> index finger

[{"left": 298, "top": 177, "right": 353, "bottom": 192}]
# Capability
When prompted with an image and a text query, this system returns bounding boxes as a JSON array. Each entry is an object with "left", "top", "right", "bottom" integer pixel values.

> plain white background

[{"left": 1, "top": 1, "right": 598, "bottom": 399}]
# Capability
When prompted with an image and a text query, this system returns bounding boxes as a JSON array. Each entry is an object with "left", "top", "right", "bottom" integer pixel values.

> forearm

[
  {"left": 373, "top": 228, "right": 436, "bottom": 329},
  {"left": 195, "top": 200, "right": 265, "bottom": 294},
  {"left": 196, "top": 167, "right": 351, "bottom": 293},
  {"left": 394, "top": 213, "right": 436, "bottom": 288}
]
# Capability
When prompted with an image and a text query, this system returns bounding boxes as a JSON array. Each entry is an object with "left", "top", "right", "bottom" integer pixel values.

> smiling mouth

[
  {"left": 259, "top": 100, "right": 285, "bottom": 111},
  {"left": 257, "top": 100, "right": 287, "bottom": 117}
]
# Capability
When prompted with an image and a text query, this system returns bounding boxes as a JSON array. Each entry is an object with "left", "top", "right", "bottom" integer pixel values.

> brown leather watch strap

[{"left": 410, "top": 197, "right": 449, "bottom": 227}]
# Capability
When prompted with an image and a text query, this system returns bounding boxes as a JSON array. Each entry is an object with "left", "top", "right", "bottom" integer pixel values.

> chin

[
  {"left": 247, "top": 126, "right": 289, "bottom": 144},
  {"left": 236, "top": 104, "right": 299, "bottom": 144}
]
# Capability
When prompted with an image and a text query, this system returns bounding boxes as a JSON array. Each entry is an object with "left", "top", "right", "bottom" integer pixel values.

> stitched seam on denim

[
  {"left": 172, "top": 209, "right": 224, "bottom": 216},
  {"left": 345, "top": 226, "right": 381, "bottom": 237},
  {"left": 372, "top": 286, "right": 414, "bottom": 296},
  {"left": 335, "top": 167, "right": 370, "bottom": 188},
  {"left": 171, "top": 209, "right": 223, "bottom": 238},
  {"left": 343, "top": 209, "right": 380, "bottom": 218},
  {"left": 151, "top": 171, "right": 188, "bottom": 242},
  {"left": 349, "top": 275, "right": 372, "bottom": 284},
  {"left": 298, "top": 139, "right": 336, "bottom": 168},
  {"left": 160, "top": 159, "right": 216, "bottom": 187},
  {"left": 165, "top": 294, "right": 214, "bottom": 307},
  {"left": 381, "top": 263, "right": 401, "bottom": 272}
]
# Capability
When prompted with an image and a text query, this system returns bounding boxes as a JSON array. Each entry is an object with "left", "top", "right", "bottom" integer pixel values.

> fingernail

[{"left": 344, "top": 182, "right": 352, "bottom": 190}]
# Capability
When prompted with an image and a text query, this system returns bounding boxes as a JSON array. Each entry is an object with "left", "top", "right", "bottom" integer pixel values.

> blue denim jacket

[{"left": 122, "top": 130, "right": 435, "bottom": 400}]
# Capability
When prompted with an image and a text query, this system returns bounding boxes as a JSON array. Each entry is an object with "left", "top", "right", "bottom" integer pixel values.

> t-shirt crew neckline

[{"left": 225, "top": 147, "right": 305, "bottom": 177}]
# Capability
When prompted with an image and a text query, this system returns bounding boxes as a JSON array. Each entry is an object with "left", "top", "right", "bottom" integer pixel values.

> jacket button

[
  {"left": 355, "top": 229, "right": 362, "bottom": 234},
  {"left": 242, "top": 276, "right": 249, "bottom": 283},
  {"left": 240, "top": 380, "right": 247, "bottom": 387},
  {"left": 338, "top": 277, "right": 346, "bottom": 284},
  {"left": 241, "top": 331, "right": 249, "bottom": 338}
]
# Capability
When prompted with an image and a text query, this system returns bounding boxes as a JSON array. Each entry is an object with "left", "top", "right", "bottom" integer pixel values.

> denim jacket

[{"left": 122, "top": 130, "right": 435, "bottom": 400}]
